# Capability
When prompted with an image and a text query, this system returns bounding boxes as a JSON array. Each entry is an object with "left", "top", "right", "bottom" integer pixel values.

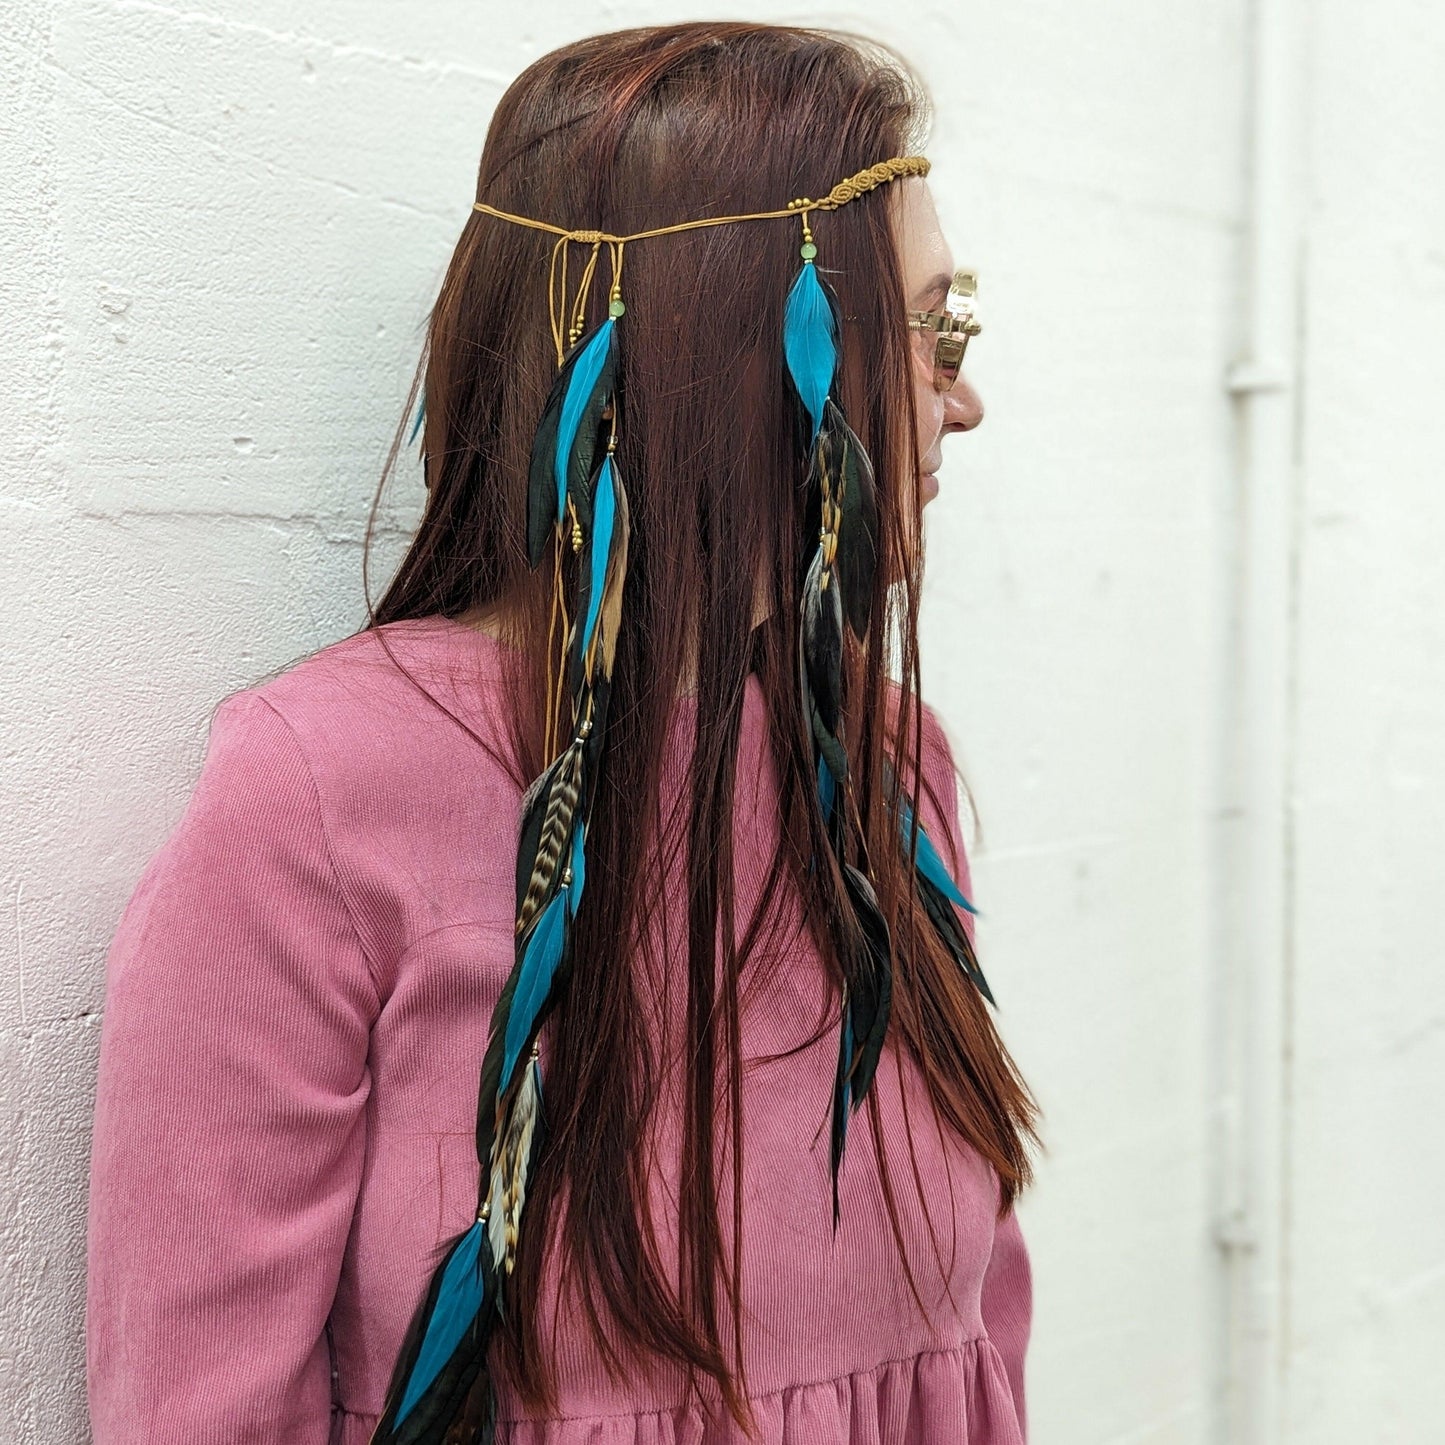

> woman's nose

[{"left": 944, "top": 374, "right": 984, "bottom": 432}]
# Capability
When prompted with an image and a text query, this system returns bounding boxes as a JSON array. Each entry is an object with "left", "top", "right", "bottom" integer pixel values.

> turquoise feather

[
  {"left": 817, "top": 754, "right": 836, "bottom": 822},
  {"left": 566, "top": 820, "right": 587, "bottom": 918},
  {"left": 581, "top": 454, "right": 615, "bottom": 655},
  {"left": 393, "top": 1218, "right": 488, "bottom": 1425},
  {"left": 554, "top": 319, "right": 616, "bottom": 520},
  {"left": 407, "top": 393, "right": 425, "bottom": 447},
  {"left": 900, "top": 796, "right": 978, "bottom": 915},
  {"left": 501, "top": 888, "right": 569, "bottom": 1093},
  {"left": 783, "top": 261, "right": 837, "bottom": 443}
]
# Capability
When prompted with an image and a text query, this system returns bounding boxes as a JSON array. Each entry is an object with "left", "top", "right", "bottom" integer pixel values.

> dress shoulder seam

[{"left": 247, "top": 691, "right": 386, "bottom": 1001}]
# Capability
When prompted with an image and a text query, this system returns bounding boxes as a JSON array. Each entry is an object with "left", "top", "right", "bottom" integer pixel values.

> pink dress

[{"left": 85, "top": 614, "right": 1031, "bottom": 1444}]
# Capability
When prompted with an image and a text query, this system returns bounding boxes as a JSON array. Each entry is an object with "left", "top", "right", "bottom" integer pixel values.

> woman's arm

[{"left": 86, "top": 691, "right": 380, "bottom": 1444}]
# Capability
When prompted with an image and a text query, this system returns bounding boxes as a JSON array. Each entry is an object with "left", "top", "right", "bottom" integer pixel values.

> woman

[{"left": 86, "top": 22, "right": 1041, "bottom": 1445}]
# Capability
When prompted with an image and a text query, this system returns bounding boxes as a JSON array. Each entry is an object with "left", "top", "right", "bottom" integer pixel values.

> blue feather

[
  {"left": 407, "top": 392, "right": 426, "bottom": 447},
  {"left": 394, "top": 1218, "right": 488, "bottom": 1425},
  {"left": 817, "top": 753, "right": 835, "bottom": 822},
  {"left": 783, "top": 262, "right": 837, "bottom": 443},
  {"left": 566, "top": 821, "right": 587, "bottom": 917},
  {"left": 501, "top": 889, "right": 569, "bottom": 1092},
  {"left": 554, "top": 319, "right": 616, "bottom": 520},
  {"left": 900, "top": 797, "right": 978, "bottom": 915},
  {"left": 581, "top": 454, "right": 615, "bottom": 654}
]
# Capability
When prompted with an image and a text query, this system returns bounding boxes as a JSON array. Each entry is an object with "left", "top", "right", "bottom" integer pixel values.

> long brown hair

[{"left": 360, "top": 20, "right": 1040, "bottom": 1432}]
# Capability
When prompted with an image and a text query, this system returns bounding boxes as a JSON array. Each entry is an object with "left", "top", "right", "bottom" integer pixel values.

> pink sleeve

[
  {"left": 86, "top": 692, "right": 380, "bottom": 1444},
  {"left": 918, "top": 703, "right": 1033, "bottom": 1437}
]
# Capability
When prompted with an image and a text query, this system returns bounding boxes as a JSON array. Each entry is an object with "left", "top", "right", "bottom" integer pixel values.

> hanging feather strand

[
  {"left": 371, "top": 306, "right": 631, "bottom": 1443},
  {"left": 783, "top": 219, "right": 993, "bottom": 1234},
  {"left": 783, "top": 240, "right": 892, "bottom": 1231}
]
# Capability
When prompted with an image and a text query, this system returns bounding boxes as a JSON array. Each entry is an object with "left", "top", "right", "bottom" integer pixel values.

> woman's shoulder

[
  {"left": 198, "top": 616, "right": 520, "bottom": 849},
  {"left": 242, "top": 613, "right": 502, "bottom": 719},
  {"left": 224, "top": 614, "right": 509, "bottom": 767},
  {"left": 173, "top": 617, "right": 520, "bottom": 967}
]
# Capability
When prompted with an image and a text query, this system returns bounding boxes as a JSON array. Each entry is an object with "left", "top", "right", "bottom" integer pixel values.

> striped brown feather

[{"left": 516, "top": 739, "right": 585, "bottom": 933}]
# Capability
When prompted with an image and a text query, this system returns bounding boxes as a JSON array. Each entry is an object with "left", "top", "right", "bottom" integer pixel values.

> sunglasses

[{"left": 906, "top": 269, "right": 981, "bottom": 393}]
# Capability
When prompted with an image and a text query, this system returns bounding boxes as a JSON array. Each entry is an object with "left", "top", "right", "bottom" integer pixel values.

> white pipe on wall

[{"left": 1216, "top": 0, "right": 1307, "bottom": 1438}]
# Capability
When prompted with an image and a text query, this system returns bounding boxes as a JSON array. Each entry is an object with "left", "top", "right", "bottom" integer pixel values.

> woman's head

[
  {"left": 386, "top": 23, "right": 952, "bottom": 661},
  {"left": 367, "top": 22, "right": 1033, "bottom": 1437}
]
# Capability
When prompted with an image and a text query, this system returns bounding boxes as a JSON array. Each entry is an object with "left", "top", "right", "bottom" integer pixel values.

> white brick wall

[{"left": 2, "top": 3, "right": 1440, "bottom": 1441}]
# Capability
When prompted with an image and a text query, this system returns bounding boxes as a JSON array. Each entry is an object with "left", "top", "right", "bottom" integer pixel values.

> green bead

[
  {"left": 608, "top": 298, "right": 625, "bottom": 317},
  {"left": 800, "top": 242, "right": 818, "bottom": 260}
]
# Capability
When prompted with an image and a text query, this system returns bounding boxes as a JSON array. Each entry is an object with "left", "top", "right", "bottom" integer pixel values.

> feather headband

[{"left": 372, "top": 151, "right": 994, "bottom": 1445}]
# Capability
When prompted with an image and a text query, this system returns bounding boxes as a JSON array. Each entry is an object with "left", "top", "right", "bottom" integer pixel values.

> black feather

[
  {"left": 917, "top": 871, "right": 997, "bottom": 1007},
  {"left": 821, "top": 398, "right": 879, "bottom": 640},
  {"left": 829, "top": 981, "right": 851, "bottom": 1232},
  {"left": 801, "top": 668, "right": 849, "bottom": 793},
  {"left": 799, "top": 547, "right": 844, "bottom": 735},
  {"left": 444, "top": 1370, "right": 498, "bottom": 1445},
  {"left": 840, "top": 863, "right": 893, "bottom": 1104},
  {"left": 473, "top": 962, "right": 521, "bottom": 1166},
  {"left": 814, "top": 266, "right": 845, "bottom": 334},
  {"left": 578, "top": 676, "right": 613, "bottom": 815}
]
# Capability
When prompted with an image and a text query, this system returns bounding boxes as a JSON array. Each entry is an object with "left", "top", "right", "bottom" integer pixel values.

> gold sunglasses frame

[{"left": 906, "top": 269, "right": 981, "bottom": 392}]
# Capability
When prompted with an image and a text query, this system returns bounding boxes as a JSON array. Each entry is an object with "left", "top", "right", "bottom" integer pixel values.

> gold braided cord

[
  {"left": 475, "top": 154, "right": 929, "bottom": 242},
  {"left": 805, "top": 156, "right": 932, "bottom": 210},
  {"left": 475, "top": 155, "right": 929, "bottom": 365}
]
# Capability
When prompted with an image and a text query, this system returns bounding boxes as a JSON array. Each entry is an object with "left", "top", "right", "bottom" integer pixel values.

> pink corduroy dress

[{"left": 85, "top": 614, "right": 1031, "bottom": 1444}]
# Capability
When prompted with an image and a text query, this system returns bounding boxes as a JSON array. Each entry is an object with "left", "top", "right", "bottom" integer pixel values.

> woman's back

[{"left": 85, "top": 615, "right": 1030, "bottom": 1443}]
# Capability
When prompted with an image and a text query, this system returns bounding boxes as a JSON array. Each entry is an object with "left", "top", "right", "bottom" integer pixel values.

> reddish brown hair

[{"left": 361, "top": 20, "right": 1040, "bottom": 1433}]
